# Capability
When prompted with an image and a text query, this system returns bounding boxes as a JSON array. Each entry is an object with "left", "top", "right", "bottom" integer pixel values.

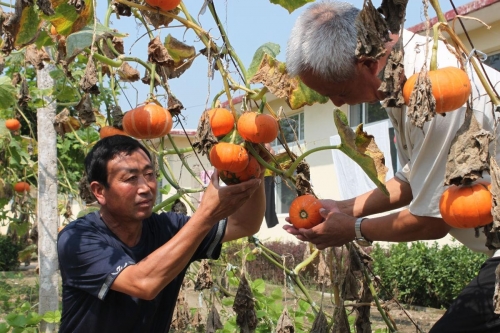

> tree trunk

[{"left": 37, "top": 62, "right": 59, "bottom": 332}]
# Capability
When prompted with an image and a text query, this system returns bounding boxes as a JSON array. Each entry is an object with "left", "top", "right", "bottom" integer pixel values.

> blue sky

[{"left": 107, "top": 0, "right": 472, "bottom": 129}]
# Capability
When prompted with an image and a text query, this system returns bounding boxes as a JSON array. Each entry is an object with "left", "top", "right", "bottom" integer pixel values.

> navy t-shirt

[{"left": 57, "top": 211, "right": 226, "bottom": 333}]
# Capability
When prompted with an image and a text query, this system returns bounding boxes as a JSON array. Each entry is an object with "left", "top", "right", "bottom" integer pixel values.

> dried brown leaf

[
  {"left": 378, "top": 0, "right": 408, "bottom": 34},
  {"left": 36, "top": 0, "right": 54, "bottom": 15},
  {"left": 233, "top": 273, "right": 257, "bottom": 333},
  {"left": 117, "top": 61, "right": 140, "bottom": 82},
  {"left": 75, "top": 94, "right": 96, "bottom": 126},
  {"left": 406, "top": 66, "right": 436, "bottom": 129},
  {"left": 485, "top": 157, "right": 500, "bottom": 250},
  {"left": 79, "top": 58, "right": 99, "bottom": 94},
  {"left": 206, "top": 304, "right": 223, "bottom": 333},
  {"left": 380, "top": 38, "right": 406, "bottom": 108},
  {"left": 111, "top": 105, "right": 124, "bottom": 128},
  {"left": 194, "top": 259, "right": 213, "bottom": 291},
  {"left": 355, "top": 0, "right": 391, "bottom": 60},
  {"left": 276, "top": 308, "right": 294, "bottom": 333},
  {"left": 17, "top": 77, "right": 30, "bottom": 107},
  {"left": 192, "top": 111, "right": 218, "bottom": 156},
  {"left": 249, "top": 54, "right": 293, "bottom": 100},
  {"left": 310, "top": 310, "right": 328, "bottom": 333},
  {"left": 190, "top": 308, "right": 205, "bottom": 332},
  {"left": 170, "top": 288, "right": 190, "bottom": 331},
  {"left": 444, "top": 107, "right": 492, "bottom": 186},
  {"left": 167, "top": 95, "right": 184, "bottom": 117},
  {"left": 78, "top": 172, "right": 96, "bottom": 204},
  {"left": 148, "top": 36, "right": 174, "bottom": 65},
  {"left": 141, "top": 7, "right": 180, "bottom": 29},
  {"left": 354, "top": 124, "right": 389, "bottom": 183},
  {"left": 332, "top": 303, "right": 350, "bottom": 333},
  {"left": 25, "top": 44, "right": 50, "bottom": 70}
]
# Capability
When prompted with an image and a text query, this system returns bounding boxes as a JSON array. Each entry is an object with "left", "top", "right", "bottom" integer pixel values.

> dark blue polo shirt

[{"left": 57, "top": 211, "right": 225, "bottom": 333}]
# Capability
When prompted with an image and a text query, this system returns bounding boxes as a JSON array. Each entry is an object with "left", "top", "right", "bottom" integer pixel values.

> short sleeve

[{"left": 57, "top": 222, "right": 135, "bottom": 300}]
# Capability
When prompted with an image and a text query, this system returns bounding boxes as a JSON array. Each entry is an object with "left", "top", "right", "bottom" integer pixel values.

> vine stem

[
  {"left": 166, "top": 134, "right": 205, "bottom": 186},
  {"left": 249, "top": 237, "right": 320, "bottom": 315},
  {"left": 284, "top": 145, "right": 341, "bottom": 178}
]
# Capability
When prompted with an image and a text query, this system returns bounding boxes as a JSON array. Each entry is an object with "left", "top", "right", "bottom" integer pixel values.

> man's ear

[
  {"left": 357, "top": 57, "right": 380, "bottom": 76},
  {"left": 90, "top": 181, "right": 106, "bottom": 205}
]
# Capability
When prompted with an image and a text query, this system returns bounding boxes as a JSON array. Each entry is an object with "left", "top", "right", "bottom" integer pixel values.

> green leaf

[
  {"left": 270, "top": 287, "right": 283, "bottom": 300},
  {"left": 42, "top": 310, "right": 61, "bottom": 323},
  {"left": 66, "top": 23, "right": 128, "bottom": 59},
  {"left": 0, "top": 76, "right": 18, "bottom": 110},
  {"left": 247, "top": 42, "right": 280, "bottom": 82},
  {"left": 333, "top": 109, "right": 389, "bottom": 195},
  {"left": 25, "top": 312, "right": 43, "bottom": 326},
  {"left": 164, "top": 34, "right": 195, "bottom": 65},
  {"left": 268, "top": 0, "right": 315, "bottom": 13},
  {"left": 76, "top": 206, "right": 99, "bottom": 218},
  {"left": 0, "top": 323, "right": 8, "bottom": 333},
  {"left": 251, "top": 278, "right": 266, "bottom": 294},
  {"left": 35, "top": 31, "right": 55, "bottom": 49},
  {"left": 221, "top": 297, "right": 235, "bottom": 307},
  {"left": 15, "top": 5, "right": 42, "bottom": 47},
  {"left": 6, "top": 313, "right": 28, "bottom": 328},
  {"left": 288, "top": 79, "right": 329, "bottom": 110}
]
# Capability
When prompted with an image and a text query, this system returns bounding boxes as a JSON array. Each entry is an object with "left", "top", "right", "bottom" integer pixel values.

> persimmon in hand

[{"left": 288, "top": 194, "right": 323, "bottom": 229}]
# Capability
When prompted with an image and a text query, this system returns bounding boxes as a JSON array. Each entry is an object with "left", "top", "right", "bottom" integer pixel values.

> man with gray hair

[{"left": 284, "top": 1, "right": 500, "bottom": 332}]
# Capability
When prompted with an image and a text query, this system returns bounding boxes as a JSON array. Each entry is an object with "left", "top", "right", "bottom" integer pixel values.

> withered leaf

[
  {"left": 194, "top": 259, "right": 213, "bottom": 291},
  {"left": 315, "top": 251, "right": 331, "bottom": 288},
  {"left": 140, "top": 7, "right": 180, "bottom": 29},
  {"left": 249, "top": 54, "right": 328, "bottom": 110},
  {"left": 310, "top": 310, "right": 328, "bottom": 333},
  {"left": 406, "top": 66, "right": 436, "bottom": 129},
  {"left": 494, "top": 264, "right": 500, "bottom": 314},
  {"left": 113, "top": 1, "right": 131, "bottom": 16},
  {"left": 102, "top": 37, "right": 124, "bottom": 58},
  {"left": 332, "top": 303, "right": 350, "bottom": 333},
  {"left": 334, "top": 110, "right": 389, "bottom": 194},
  {"left": 0, "top": 55, "right": 5, "bottom": 74},
  {"left": 206, "top": 304, "right": 223, "bottom": 333},
  {"left": 378, "top": 0, "right": 408, "bottom": 34},
  {"left": 276, "top": 308, "right": 294, "bottom": 333},
  {"left": 355, "top": 0, "right": 391, "bottom": 60},
  {"left": 117, "top": 61, "right": 140, "bottom": 82},
  {"left": 36, "top": 0, "right": 54, "bottom": 15},
  {"left": 167, "top": 94, "right": 184, "bottom": 116},
  {"left": 68, "top": 0, "right": 85, "bottom": 12},
  {"left": 148, "top": 36, "right": 174, "bottom": 66},
  {"left": 170, "top": 288, "right": 190, "bottom": 331},
  {"left": 233, "top": 273, "right": 257, "bottom": 333},
  {"left": 111, "top": 105, "right": 124, "bottom": 128},
  {"left": 79, "top": 58, "right": 99, "bottom": 94},
  {"left": 75, "top": 94, "right": 96, "bottom": 126},
  {"left": 190, "top": 308, "right": 205, "bottom": 332},
  {"left": 192, "top": 111, "right": 218, "bottom": 156},
  {"left": 379, "top": 38, "right": 406, "bottom": 108},
  {"left": 485, "top": 157, "right": 500, "bottom": 250},
  {"left": 444, "top": 107, "right": 492, "bottom": 186},
  {"left": 295, "top": 161, "right": 314, "bottom": 196},
  {"left": 25, "top": 44, "right": 50, "bottom": 70},
  {"left": 78, "top": 172, "right": 96, "bottom": 204},
  {"left": 17, "top": 77, "right": 30, "bottom": 107}
]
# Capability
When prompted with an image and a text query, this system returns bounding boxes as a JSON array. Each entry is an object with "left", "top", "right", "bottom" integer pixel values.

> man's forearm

[{"left": 339, "top": 177, "right": 413, "bottom": 217}]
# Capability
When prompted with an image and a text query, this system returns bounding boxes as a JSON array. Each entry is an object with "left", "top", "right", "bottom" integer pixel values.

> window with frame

[
  {"left": 271, "top": 112, "right": 304, "bottom": 148},
  {"left": 349, "top": 102, "right": 399, "bottom": 172},
  {"left": 484, "top": 52, "right": 500, "bottom": 71},
  {"left": 271, "top": 112, "right": 304, "bottom": 214}
]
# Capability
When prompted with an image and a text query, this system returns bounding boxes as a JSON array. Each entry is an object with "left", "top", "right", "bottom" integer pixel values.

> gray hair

[{"left": 286, "top": 1, "right": 360, "bottom": 83}]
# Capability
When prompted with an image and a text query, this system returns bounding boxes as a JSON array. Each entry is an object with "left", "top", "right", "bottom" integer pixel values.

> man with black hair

[{"left": 58, "top": 135, "right": 265, "bottom": 332}]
